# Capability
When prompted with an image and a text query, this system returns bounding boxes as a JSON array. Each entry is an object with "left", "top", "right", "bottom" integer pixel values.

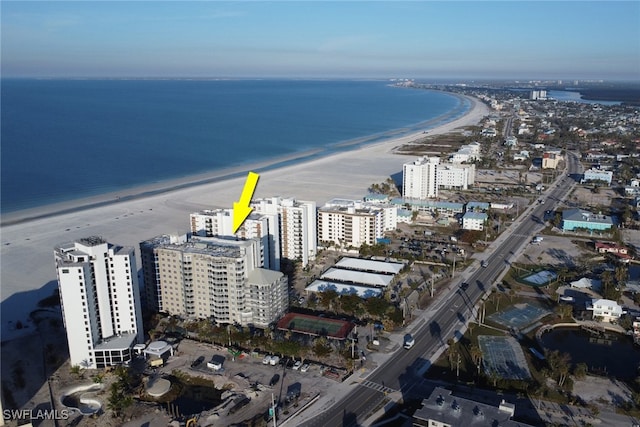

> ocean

[{"left": 1, "top": 79, "right": 468, "bottom": 214}]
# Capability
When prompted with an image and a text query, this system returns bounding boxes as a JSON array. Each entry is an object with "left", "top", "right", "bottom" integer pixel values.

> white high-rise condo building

[
  {"left": 55, "top": 237, "right": 143, "bottom": 369},
  {"left": 437, "top": 163, "right": 475, "bottom": 190},
  {"left": 317, "top": 199, "right": 397, "bottom": 248},
  {"left": 403, "top": 156, "right": 439, "bottom": 199},
  {"left": 190, "top": 208, "right": 279, "bottom": 270},
  {"left": 251, "top": 197, "right": 317, "bottom": 267},
  {"left": 140, "top": 235, "right": 287, "bottom": 327}
]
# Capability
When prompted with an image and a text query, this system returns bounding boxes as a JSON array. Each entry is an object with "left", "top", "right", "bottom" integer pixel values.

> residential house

[{"left": 586, "top": 298, "right": 623, "bottom": 323}]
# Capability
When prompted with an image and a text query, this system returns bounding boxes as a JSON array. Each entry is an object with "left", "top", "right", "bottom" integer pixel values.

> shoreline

[
  {"left": 0, "top": 93, "right": 490, "bottom": 341},
  {"left": 0, "top": 89, "right": 471, "bottom": 226}
]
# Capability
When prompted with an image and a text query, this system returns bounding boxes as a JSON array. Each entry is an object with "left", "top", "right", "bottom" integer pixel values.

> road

[{"left": 300, "top": 152, "right": 583, "bottom": 427}]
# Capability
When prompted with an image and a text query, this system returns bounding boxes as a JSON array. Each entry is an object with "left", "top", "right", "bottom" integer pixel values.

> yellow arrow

[{"left": 232, "top": 171, "right": 260, "bottom": 233}]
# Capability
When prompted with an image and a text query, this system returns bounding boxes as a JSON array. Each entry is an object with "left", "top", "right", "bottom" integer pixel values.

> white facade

[
  {"left": 582, "top": 168, "right": 613, "bottom": 185},
  {"left": 436, "top": 163, "right": 475, "bottom": 190},
  {"left": 251, "top": 197, "right": 317, "bottom": 267},
  {"left": 190, "top": 208, "right": 279, "bottom": 270},
  {"left": 462, "top": 212, "right": 488, "bottom": 231},
  {"left": 587, "top": 298, "right": 623, "bottom": 323},
  {"left": 140, "top": 235, "right": 287, "bottom": 327},
  {"left": 403, "top": 156, "right": 439, "bottom": 199},
  {"left": 317, "top": 199, "right": 397, "bottom": 248},
  {"left": 55, "top": 237, "right": 143, "bottom": 369},
  {"left": 449, "top": 142, "right": 481, "bottom": 163}
]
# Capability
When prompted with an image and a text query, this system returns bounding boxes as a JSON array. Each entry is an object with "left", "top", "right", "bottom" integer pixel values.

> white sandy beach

[{"left": 0, "top": 94, "right": 490, "bottom": 341}]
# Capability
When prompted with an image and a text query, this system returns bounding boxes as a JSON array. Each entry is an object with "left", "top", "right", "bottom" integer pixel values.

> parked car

[
  {"left": 300, "top": 363, "right": 310, "bottom": 373},
  {"left": 269, "top": 374, "right": 280, "bottom": 386},
  {"left": 191, "top": 356, "right": 205, "bottom": 368},
  {"left": 292, "top": 360, "right": 302, "bottom": 370},
  {"left": 262, "top": 355, "right": 272, "bottom": 365},
  {"left": 270, "top": 356, "right": 280, "bottom": 366}
]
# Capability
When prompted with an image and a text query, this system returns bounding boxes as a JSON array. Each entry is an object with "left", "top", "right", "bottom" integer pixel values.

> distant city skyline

[{"left": 2, "top": 1, "right": 639, "bottom": 80}]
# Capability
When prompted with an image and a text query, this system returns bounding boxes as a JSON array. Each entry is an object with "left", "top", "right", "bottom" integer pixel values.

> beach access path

[{"left": 0, "top": 95, "right": 490, "bottom": 341}]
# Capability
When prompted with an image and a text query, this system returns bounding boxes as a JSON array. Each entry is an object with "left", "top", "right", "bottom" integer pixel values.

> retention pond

[{"left": 540, "top": 326, "right": 640, "bottom": 379}]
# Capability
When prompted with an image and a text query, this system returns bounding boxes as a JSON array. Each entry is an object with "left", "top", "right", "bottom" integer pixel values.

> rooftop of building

[
  {"left": 320, "top": 267, "right": 394, "bottom": 288},
  {"left": 562, "top": 208, "right": 613, "bottom": 224},
  {"left": 413, "top": 387, "right": 532, "bottom": 427},
  {"left": 142, "top": 234, "right": 256, "bottom": 258},
  {"left": 94, "top": 332, "right": 138, "bottom": 351},
  {"left": 305, "top": 279, "right": 382, "bottom": 298},
  {"left": 463, "top": 211, "right": 489, "bottom": 220},
  {"left": 391, "top": 198, "right": 465, "bottom": 210},
  {"left": 334, "top": 257, "right": 405, "bottom": 275},
  {"left": 248, "top": 268, "right": 284, "bottom": 284}
]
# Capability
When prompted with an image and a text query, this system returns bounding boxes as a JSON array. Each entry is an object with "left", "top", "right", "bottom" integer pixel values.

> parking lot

[{"left": 151, "top": 338, "right": 350, "bottom": 425}]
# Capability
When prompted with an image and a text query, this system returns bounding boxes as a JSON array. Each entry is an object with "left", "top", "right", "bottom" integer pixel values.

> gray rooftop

[
  {"left": 413, "top": 387, "right": 534, "bottom": 427},
  {"left": 248, "top": 268, "right": 284, "bottom": 284},
  {"left": 94, "top": 332, "right": 138, "bottom": 351}
]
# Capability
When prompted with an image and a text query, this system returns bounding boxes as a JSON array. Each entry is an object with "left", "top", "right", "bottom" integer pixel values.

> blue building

[{"left": 561, "top": 208, "right": 613, "bottom": 232}]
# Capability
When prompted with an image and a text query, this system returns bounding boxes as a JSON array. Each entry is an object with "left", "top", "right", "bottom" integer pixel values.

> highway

[{"left": 301, "top": 152, "right": 583, "bottom": 427}]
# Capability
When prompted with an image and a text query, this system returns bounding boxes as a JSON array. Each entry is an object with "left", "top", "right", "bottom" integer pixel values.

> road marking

[{"left": 359, "top": 380, "right": 397, "bottom": 395}]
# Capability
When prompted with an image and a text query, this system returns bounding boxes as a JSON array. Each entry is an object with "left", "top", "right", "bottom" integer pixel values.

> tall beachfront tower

[
  {"left": 251, "top": 197, "right": 317, "bottom": 267},
  {"left": 190, "top": 208, "right": 280, "bottom": 271},
  {"left": 317, "top": 199, "right": 396, "bottom": 249},
  {"left": 403, "top": 156, "right": 440, "bottom": 199},
  {"left": 139, "top": 235, "right": 287, "bottom": 327},
  {"left": 55, "top": 237, "right": 143, "bottom": 369}
]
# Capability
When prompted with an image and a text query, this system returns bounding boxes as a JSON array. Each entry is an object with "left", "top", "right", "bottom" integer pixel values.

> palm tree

[
  {"left": 469, "top": 344, "right": 483, "bottom": 375},
  {"left": 446, "top": 338, "right": 457, "bottom": 371}
]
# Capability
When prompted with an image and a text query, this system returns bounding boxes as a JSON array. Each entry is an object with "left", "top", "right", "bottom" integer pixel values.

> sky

[{"left": 2, "top": 1, "right": 639, "bottom": 80}]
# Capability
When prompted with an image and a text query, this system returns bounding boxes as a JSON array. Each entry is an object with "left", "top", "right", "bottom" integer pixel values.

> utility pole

[
  {"left": 351, "top": 325, "right": 357, "bottom": 359},
  {"left": 451, "top": 253, "right": 456, "bottom": 278},
  {"left": 271, "top": 393, "right": 277, "bottom": 427}
]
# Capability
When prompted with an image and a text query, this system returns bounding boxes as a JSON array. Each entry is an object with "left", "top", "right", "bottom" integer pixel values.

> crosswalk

[{"left": 358, "top": 379, "right": 397, "bottom": 395}]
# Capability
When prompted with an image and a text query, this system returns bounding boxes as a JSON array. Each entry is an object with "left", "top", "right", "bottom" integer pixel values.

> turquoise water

[{"left": 1, "top": 79, "right": 468, "bottom": 213}]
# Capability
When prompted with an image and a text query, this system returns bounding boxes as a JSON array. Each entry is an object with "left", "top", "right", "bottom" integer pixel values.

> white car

[
  {"left": 262, "top": 355, "right": 272, "bottom": 365},
  {"left": 293, "top": 360, "right": 302, "bottom": 370},
  {"left": 300, "top": 363, "right": 310, "bottom": 373},
  {"left": 270, "top": 356, "right": 280, "bottom": 366}
]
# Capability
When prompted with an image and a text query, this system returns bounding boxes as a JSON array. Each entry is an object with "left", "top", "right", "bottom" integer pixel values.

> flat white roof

[
  {"left": 335, "top": 257, "right": 404, "bottom": 275},
  {"left": 321, "top": 267, "right": 393, "bottom": 288},
  {"left": 305, "top": 280, "right": 382, "bottom": 298},
  {"left": 94, "top": 332, "right": 137, "bottom": 351}
]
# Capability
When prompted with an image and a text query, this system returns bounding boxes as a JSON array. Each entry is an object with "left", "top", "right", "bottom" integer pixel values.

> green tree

[
  {"left": 339, "top": 294, "right": 363, "bottom": 317},
  {"left": 319, "top": 289, "right": 339, "bottom": 312},
  {"left": 555, "top": 304, "right": 573, "bottom": 320},
  {"left": 573, "top": 362, "right": 588, "bottom": 380},
  {"left": 107, "top": 382, "right": 133, "bottom": 419},
  {"left": 312, "top": 338, "right": 332, "bottom": 359},
  {"left": 365, "top": 297, "right": 389, "bottom": 319}
]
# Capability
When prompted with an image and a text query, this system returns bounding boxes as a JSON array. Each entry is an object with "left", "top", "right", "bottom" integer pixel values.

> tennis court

[
  {"left": 276, "top": 313, "right": 354, "bottom": 340},
  {"left": 478, "top": 335, "right": 531, "bottom": 380},
  {"left": 487, "top": 302, "right": 552, "bottom": 330},
  {"left": 521, "top": 269, "right": 557, "bottom": 287}
]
